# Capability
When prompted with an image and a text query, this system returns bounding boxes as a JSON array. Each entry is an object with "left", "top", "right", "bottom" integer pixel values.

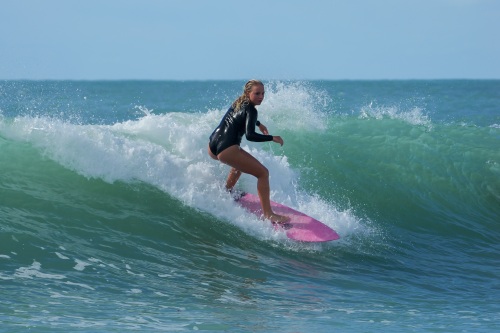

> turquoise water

[{"left": 1, "top": 80, "right": 499, "bottom": 332}]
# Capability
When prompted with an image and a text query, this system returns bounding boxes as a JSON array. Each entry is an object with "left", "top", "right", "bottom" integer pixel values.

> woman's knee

[{"left": 256, "top": 165, "right": 269, "bottom": 179}]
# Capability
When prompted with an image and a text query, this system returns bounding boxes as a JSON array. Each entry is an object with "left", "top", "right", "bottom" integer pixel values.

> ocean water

[{"left": 0, "top": 80, "right": 498, "bottom": 332}]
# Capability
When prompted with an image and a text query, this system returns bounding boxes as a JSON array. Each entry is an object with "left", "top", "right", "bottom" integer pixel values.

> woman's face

[{"left": 248, "top": 84, "right": 265, "bottom": 105}]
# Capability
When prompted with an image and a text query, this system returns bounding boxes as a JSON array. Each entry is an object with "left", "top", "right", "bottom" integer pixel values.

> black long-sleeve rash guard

[{"left": 209, "top": 103, "right": 273, "bottom": 156}]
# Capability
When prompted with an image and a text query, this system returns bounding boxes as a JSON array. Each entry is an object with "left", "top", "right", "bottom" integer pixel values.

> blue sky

[{"left": 1, "top": 0, "right": 499, "bottom": 80}]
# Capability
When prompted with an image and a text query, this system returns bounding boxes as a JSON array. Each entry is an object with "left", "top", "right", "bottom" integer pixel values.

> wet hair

[{"left": 231, "top": 79, "right": 264, "bottom": 111}]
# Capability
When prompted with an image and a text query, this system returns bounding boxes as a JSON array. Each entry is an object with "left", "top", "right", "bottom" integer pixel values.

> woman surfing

[{"left": 208, "top": 80, "right": 289, "bottom": 224}]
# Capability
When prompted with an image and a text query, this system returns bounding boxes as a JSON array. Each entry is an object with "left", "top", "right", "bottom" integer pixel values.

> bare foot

[{"left": 265, "top": 213, "right": 290, "bottom": 225}]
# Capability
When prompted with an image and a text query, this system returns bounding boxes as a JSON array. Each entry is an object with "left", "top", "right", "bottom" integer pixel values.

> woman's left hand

[
  {"left": 272, "top": 136, "right": 284, "bottom": 146},
  {"left": 258, "top": 123, "right": 269, "bottom": 135}
]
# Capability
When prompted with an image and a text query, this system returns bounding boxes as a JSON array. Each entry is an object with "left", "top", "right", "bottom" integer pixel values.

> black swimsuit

[{"left": 209, "top": 103, "right": 273, "bottom": 156}]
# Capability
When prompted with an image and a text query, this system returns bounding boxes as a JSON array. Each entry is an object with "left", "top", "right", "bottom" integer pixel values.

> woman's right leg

[
  {"left": 225, "top": 168, "right": 242, "bottom": 191},
  {"left": 217, "top": 145, "right": 288, "bottom": 224},
  {"left": 208, "top": 144, "right": 242, "bottom": 191}
]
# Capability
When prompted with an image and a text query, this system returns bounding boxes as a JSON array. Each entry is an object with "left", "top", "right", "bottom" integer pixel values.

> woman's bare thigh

[{"left": 217, "top": 145, "right": 267, "bottom": 178}]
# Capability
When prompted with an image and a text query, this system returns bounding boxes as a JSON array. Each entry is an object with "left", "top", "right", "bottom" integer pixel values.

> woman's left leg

[{"left": 217, "top": 145, "right": 288, "bottom": 224}]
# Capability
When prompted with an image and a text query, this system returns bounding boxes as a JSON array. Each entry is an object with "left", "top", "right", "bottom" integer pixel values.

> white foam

[
  {"left": 65, "top": 281, "right": 95, "bottom": 290},
  {"left": 260, "top": 81, "right": 331, "bottom": 131},
  {"left": 0, "top": 272, "right": 14, "bottom": 280},
  {"left": 73, "top": 259, "right": 91, "bottom": 271},
  {"left": 359, "top": 102, "right": 431, "bottom": 127},
  {"left": 55, "top": 252, "right": 69, "bottom": 260},
  {"left": 128, "top": 289, "right": 142, "bottom": 294},
  {"left": 14, "top": 260, "right": 66, "bottom": 280},
  {"left": 154, "top": 292, "right": 169, "bottom": 297}
]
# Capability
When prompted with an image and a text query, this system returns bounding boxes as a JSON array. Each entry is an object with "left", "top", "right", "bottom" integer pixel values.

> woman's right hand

[{"left": 273, "top": 136, "right": 284, "bottom": 146}]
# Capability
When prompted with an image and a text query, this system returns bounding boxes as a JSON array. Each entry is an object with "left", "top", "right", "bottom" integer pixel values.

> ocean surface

[{"left": 0, "top": 80, "right": 498, "bottom": 332}]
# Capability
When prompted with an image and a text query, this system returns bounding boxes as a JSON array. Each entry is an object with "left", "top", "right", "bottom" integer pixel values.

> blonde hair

[{"left": 231, "top": 79, "right": 264, "bottom": 111}]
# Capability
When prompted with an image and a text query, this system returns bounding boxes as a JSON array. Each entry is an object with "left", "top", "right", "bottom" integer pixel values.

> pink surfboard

[{"left": 236, "top": 193, "right": 340, "bottom": 242}]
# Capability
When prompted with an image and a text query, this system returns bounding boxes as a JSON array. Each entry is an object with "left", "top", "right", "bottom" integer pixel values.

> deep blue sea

[{"left": 1, "top": 80, "right": 499, "bottom": 332}]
